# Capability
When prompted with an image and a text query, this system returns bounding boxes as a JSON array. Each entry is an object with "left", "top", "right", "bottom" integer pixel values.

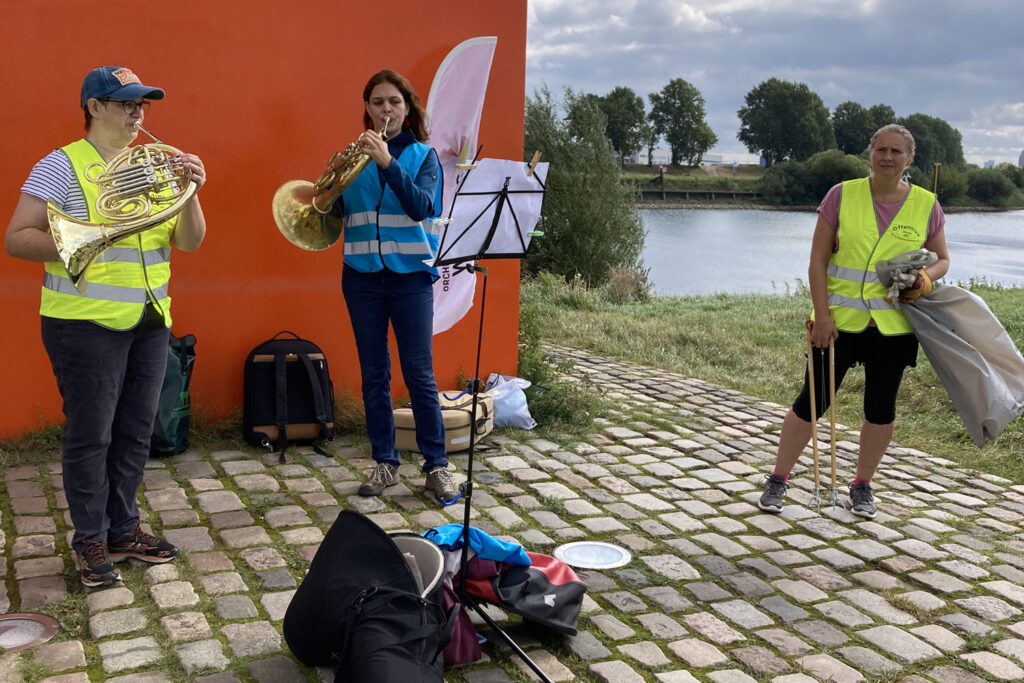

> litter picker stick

[
  {"left": 829, "top": 339, "right": 838, "bottom": 506},
  {"left": 805, "top": 320, "right": 820, "bottom": 506}
]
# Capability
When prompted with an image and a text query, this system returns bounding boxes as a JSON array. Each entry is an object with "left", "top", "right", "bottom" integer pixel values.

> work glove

[{"left": 898, "top": 269, "right": 933, "bottom": 303}]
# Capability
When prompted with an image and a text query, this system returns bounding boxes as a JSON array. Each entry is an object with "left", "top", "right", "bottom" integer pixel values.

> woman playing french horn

[
  {"left": 4, "top": 66, "right": 207, "bottom": 588},
  {"left": 338, "top": 70, "right": 459, "bottom": 506}
]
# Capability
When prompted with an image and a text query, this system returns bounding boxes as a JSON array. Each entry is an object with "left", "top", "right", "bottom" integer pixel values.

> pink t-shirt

[{"left": 817, "top": 183, "right": 945, "bottom": 250}]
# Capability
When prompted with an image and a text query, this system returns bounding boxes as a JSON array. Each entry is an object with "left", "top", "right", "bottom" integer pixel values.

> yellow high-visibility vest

[
  {"left": 40, "top": 139, "right": 177, "bottom": 330},
  {"left": 817, "top": 177, "right": 935, "bottom": 335}
]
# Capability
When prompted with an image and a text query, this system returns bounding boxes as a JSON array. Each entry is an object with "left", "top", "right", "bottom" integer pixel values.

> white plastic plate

[{"left": 553, "top": 541, "right": 632, "bottom": 569}]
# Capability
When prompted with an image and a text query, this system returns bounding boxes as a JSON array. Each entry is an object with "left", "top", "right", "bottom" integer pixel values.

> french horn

[
  {"left": 48, "top": 122, "right": 197, "bottom": 293},
  {"left": 271, "top": 117, "right": 389, "bottom": 251}
]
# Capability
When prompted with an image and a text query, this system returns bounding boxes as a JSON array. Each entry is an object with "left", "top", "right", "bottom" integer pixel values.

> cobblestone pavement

[{"left": 3, "top": 344, "right": 1024, "bottom": 682}]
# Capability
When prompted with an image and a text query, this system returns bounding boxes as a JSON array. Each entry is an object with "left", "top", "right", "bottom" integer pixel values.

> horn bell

[{"left": 272, "top": 179, "right": 343, "bottom": 251}]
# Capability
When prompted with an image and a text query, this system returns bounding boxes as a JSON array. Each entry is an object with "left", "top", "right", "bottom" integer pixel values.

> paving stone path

[{"left": 2, "top": 344, "right": 1024, "bottom": 682}]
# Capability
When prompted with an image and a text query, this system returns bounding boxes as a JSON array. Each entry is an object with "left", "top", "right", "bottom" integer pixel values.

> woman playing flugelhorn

[{"left": 339, "top": 70, "right": 458, "bottom": 506}]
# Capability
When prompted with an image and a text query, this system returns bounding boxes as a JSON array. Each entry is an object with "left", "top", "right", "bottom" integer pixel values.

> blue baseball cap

[{"left": 80, "top": 66, "right": 165, "bottom": 109}]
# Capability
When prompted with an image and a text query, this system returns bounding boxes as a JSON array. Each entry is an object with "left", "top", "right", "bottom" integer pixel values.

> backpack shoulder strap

[
  {"left": 298, "top": 353, "right": 334, "bottom": 449},
  {"left": 274, "top": 353, "right": 289, "bottom": 464}
]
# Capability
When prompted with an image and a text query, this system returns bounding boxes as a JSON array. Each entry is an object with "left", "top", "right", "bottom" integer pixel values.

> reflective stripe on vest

[
  {"left": 341, "top": 142, "right": 440, "bottom": 274},
  {"left": 92, "top": 246, "right": 171, "bottom": 266},
  {"left": 826, "top": 292, "right": 898, "bottom": 312},
  {"left": 40, "top": 139, "right": 178, "bottom": 330},
  {"left": 42, "top": 273, "right": 169, "bottom": 302},
  {"left": 820, "top": 177, "right": 935, "bottom": 335},
  {"left": 344, "top": 240, "right": 435, "bottom": 257},
  {"left": 827, "top": 263, "right": 880, "bottom": 284}
]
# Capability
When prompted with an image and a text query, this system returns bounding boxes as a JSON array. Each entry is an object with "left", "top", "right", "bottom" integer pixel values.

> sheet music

[{"left": 430, "top": 158, "right": 549, "bottom": 267}]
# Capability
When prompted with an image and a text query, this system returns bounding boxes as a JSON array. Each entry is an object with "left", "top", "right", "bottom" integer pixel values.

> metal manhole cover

[
  {"left": 553, "top": 541, "right": 632, "bottom": 569},
  {"left": 0, "top": 613, "right": 60, "bottom": 651}
]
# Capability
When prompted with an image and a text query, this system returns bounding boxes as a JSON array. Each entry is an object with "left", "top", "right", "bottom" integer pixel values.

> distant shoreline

[
  {"left": 637, "top": 199, "right": 807, "bottom": 211},
  {"left": 636, "top": 198, "right": 1024, "bottom": 213}
]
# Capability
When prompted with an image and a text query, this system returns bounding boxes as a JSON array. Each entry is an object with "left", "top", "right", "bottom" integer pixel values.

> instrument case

[{"left": 394, "top": 390, "right": 493, "bottom": 454}]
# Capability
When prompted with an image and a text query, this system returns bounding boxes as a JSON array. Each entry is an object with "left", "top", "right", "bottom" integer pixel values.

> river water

[{"left": 640, "top": 208, "right": 1024, "bottom": 295}]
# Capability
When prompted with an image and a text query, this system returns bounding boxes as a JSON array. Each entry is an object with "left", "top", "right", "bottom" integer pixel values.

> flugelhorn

[
  {"left": 272, "top": 117, "right": 389, "bottom": 251},
  {"left": 48, "top": 122, "right": 197, "bottom": 292}
]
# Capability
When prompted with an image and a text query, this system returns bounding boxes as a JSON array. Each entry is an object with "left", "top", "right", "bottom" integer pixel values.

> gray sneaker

[
  {"left": 358, "top": 462, "right": 399, "bottom": 496},
  {"left": 425, "top": 466, "right": 461, "bottom": 505},
  {"left": 848, "top": 481, "right": 877, "bottom": 519},
  {"left": 757, "top": 474, "right": 788, "bottom": 513}
]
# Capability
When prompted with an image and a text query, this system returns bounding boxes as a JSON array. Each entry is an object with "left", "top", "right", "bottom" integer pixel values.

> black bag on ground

[
  {"left": 464, "top": 550, "right": 586, "bottom": 635},
  {"left": 242, "top": 330, "right": 334, "bottom": 462},
  {"left": 284, "top": 510, "right": 454, "bottom": 682},
  {"left": 151, "top": 333, "right": 196, "bottom": 457}
]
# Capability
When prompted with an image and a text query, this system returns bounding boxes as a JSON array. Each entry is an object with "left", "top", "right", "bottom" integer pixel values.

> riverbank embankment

[{"left": 637, "top": 198, "right": 1024, "bottom": 212}]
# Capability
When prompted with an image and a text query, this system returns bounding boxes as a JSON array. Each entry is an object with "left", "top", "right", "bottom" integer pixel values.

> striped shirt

[{"left": 21, "top": 149, "right": 90, "bottom": 221}]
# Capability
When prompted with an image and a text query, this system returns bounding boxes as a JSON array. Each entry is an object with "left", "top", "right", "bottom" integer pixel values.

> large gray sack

[{"left": 904, "top": 285, "right": 1024, "bottom": 447}]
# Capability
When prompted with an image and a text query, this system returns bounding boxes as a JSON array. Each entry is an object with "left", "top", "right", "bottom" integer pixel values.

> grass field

[
  {"left": 521, "top": 274, "right": 1024, "bottom": 483},
  {"left": 622, "top": 162, "right": 764, "bottom": 193}
]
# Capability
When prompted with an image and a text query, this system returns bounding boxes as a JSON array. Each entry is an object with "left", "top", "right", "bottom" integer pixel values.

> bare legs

[
  {"left": 854, "top": 420, "right": 893, "bottom": 480},
  {"left": 770, "top": 409, "right": 814, "bottom": 477},
  {"left": 770, "top": 410, "right": 892, "bottom": 481}
]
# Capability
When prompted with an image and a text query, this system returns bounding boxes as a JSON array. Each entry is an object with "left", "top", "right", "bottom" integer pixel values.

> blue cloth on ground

[{"left": 422, "top": 524, "right": 531, "bottom": 566}]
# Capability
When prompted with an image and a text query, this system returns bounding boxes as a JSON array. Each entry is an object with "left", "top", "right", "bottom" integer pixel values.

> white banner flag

[{"left": 426, "top": 36, "right": 497, "bottom": 335}]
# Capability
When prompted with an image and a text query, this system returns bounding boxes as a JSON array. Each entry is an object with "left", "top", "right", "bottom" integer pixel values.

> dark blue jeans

[
  {"left": 41, "top": 311, "right": 169, "bottom": 551},
  {"left": 342, "top": 267, "right": 446, "bottom": 471}
]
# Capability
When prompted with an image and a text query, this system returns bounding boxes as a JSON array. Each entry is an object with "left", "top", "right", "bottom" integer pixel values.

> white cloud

[
  {"left": 969, "top": 102, "right": 1024, "bottom": 128},
  {"left": 526, "top": 0, "right": 1024, "bottom": 164},
  {"left": 670, "top": 4, "right": 737, "bottom": 33}
]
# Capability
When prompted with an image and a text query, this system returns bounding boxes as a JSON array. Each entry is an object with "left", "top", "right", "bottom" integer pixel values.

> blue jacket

[
  {"left": 422, "top": 524, "right": 532, "bottom": 566},
  {"left": 341, "top": 133, "right": 442, "bottom": 274}
]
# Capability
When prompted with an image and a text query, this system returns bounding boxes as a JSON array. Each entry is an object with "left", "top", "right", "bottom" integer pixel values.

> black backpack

[{"left": 243, "top": 331, "right": 334, "bottom": 462}]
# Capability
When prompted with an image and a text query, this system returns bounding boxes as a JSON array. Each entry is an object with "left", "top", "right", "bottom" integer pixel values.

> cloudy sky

[{"left": 525, "top": 0, "right": 1024, "bottom": 165}]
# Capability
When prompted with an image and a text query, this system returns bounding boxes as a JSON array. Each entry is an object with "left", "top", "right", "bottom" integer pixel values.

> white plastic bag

[{"left": 484, "top": 373, "right": 537, "bottom": 430}]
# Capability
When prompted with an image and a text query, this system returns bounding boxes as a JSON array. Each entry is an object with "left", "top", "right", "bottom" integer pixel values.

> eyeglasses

[{"left": 100, "top": 99, "right": 152, "bottom": 115}]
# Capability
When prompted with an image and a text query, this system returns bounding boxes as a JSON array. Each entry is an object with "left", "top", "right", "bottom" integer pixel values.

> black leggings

[{"left": 792, "top": 327, "right": 918, "bottom": 425}]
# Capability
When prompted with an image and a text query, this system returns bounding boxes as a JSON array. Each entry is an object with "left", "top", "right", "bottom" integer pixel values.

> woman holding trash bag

[
  {"left": 337, "top": 70, "right": 458, "bottom": 505},
  {"left": 757, "top": 124, "right": 949, "bottom": 519}
]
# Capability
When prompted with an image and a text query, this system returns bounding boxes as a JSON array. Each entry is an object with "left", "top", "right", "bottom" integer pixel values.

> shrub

[
  {"left": 523, "top": 87, "right": 645, "bottom": 285},
  {"left": 995, "top": 162, "right": 1024, "bottom": 190},
  {"left": 937, "top": 165, "right": 969, "bottom": 204},
  {"left": 603, "top": 267, "right": 653, "bottom": 304},
  {"left": 967, "top": 167, "right": 1017, "bottom": 206},
  {"left": 808, "top": 149, "right": 869, "bottom": 197},
  {"left": 911, "top": 164, "right": 969, "bottom": 204},
  {"left": 758, "top": 159, "right": 818, "bottom": 205}
]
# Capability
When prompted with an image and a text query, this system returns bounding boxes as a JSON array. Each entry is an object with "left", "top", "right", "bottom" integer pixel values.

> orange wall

[{"left": 0, "top": 1, "right": 527, "bottom": 438}]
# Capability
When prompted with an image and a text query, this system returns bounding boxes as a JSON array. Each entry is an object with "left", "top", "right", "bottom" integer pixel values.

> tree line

[
  {"left": 577, "top": 76, "right": 1022, "bottom": 206},
  {"left": 741, "top": 78, "right": 1022, "bottom": 206},
  {"left": 578, "top": 76, "right": 971, "bottom": 171},
  {"left": 570, "top": 80, "right": 717, "bottom": 166},
  {"left": 522, "top": 79, "right": 1022, "bottom": 287}
]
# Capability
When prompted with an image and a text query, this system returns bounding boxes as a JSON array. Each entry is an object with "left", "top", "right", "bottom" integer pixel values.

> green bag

[{"left": 151, "top": 333, "right": 196, "bottom": 457}]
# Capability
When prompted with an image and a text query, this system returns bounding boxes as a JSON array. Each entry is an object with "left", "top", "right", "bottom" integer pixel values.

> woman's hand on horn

[{"left": 358, "top": 130, "right": 391, "bottom": 169}]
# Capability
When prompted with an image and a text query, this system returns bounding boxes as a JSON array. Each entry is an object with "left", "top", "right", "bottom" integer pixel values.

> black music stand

[{"left": 431, "top": 154, "right": 550, "bottom": 681}]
